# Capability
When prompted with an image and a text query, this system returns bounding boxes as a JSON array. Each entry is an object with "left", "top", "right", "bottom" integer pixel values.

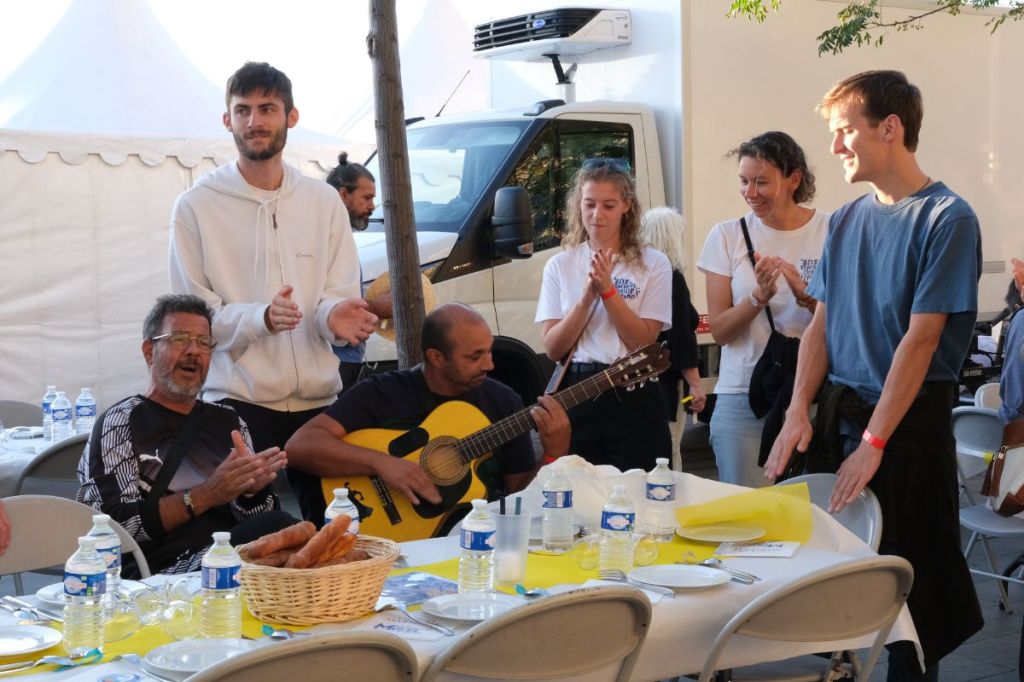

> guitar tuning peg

[
  {"left": 650, "top": 376, "right": 659, "bottom": 383},
  {"left": 626, "top": 385, "right": 636, "bottom": 392}
]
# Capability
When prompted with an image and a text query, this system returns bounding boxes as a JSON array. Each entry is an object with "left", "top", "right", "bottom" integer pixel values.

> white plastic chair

[
  {"left": 782, "top": 473, "right": 882, "bottom": 551},
  {"left": 697, "top": 555, "right": 914, "bottom": 682},
  {"left": 185, "top": 630, "right": 417, "bottom": 682},
  {"left": 419, "top": 584, "right": 651, "bottom": 682},
  {"left": 974, "top": 382, "right": 1003, "bottom": 411},
  {"left": 0, "top": 495, "right": 150, "bottom": 595},
  {"left": 0, "top": 400, "right": 40, "bottom": 428},
  {"left": 951, "top": 406, "right": 1024, "bottom": 612}
]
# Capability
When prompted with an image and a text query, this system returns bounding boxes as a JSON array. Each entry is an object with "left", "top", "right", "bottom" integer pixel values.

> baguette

[
  {"left": 285, "top": 515, "right": 351, "bottom": 568},
  {"left": 241, "top": 521, "right": 316, "bottom": 559},
  {"left": 316, "top": 548, "right": 370, "bottom": 567},
  {"left": 247, "top": 547, "right": 300, "bottom": 567},
  {"left": 314, "top": 531, "right": 357, "bottom": 567}
]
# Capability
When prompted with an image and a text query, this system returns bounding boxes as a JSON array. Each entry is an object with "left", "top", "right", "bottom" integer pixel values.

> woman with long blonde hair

[{"left": 535, "top": 159, "right": 673, "bottom": 471}]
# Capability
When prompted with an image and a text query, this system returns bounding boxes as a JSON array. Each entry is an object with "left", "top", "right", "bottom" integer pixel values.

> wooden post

[{"left": 368, "top": 0, "right": 424, "bottom": 367}]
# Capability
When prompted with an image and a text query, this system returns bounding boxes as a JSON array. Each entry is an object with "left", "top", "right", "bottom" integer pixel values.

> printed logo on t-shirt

[
  {"left": 613, "top": 276, "right": 639, "bottom": 300},
  {"left": 798, "top": 258, "right": 819, "bottom": 282}
]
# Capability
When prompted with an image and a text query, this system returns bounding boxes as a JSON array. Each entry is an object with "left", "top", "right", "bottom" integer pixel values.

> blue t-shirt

[
  {"left": 1000, "top": 309, "right": 1024, "bottom": 425},
  {"left": 806, "top": 181, "right": 981, "bottom": 402},
  {"left": 333, "top": 341, "right": 365, "bottom": 363}
]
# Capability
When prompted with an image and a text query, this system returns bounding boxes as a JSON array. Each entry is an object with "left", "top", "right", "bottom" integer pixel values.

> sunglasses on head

[{"left": 581, "top": 157, "right": 632, "bottom": 173}]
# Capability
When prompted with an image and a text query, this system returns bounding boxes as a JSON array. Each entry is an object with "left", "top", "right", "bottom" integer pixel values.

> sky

[{"left": 0, "top": 0, "right": 505, "bottom": 143}]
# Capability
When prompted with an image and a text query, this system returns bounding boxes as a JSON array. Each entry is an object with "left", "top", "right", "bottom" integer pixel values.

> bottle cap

[
  {"left": 212, "top": 531, "right": 231, "bottom": 543},
  {"left": 92, "top": 514, "right": 111, "bottom": 524},
  {"left": 47, "top": 385, "right": 56, "bottom": 391},
  {"left": 334, "top": 488, "right": 349, "bottom": 498},
  {"left": 655, "top": 458, "right": 668, "bottom": 466},
  {"left": 471, "top": 499, "right": 486, "bottom": 509}
]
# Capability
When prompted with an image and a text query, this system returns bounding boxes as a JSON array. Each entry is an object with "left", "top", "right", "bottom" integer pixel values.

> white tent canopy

[{"left": 0, "top": 0, "right": 371, "bottom": 411}]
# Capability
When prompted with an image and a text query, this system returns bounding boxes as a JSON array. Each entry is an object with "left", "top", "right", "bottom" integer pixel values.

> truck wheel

[{"left": 490, "top": 337, "right": 554, "bottom": 408}]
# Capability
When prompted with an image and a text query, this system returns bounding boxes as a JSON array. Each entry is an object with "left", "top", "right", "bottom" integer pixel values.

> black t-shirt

[{"left": 324, "top": 367, "right": 536, "bottom": 497}]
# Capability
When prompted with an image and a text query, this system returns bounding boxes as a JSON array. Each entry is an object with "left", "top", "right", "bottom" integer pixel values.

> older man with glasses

[{"left": 77, "top": 294, "right": 297, "bottom": 575}]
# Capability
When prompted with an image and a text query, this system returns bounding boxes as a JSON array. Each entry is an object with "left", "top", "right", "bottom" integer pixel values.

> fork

[
  {"left": 376, "top": 602, "right": 455, "bottom": 636},
  {"left": 597, "top": 569, "right": 675, "bottom": 598},
  {"left": 0, "top": 649, "right": 100, "bottom": 675}
]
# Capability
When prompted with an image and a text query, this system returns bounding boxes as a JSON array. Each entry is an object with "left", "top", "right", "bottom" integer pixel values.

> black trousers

[
  {"left": 219, "top": 399, "right": 328, "bottom": 524},
  {"left": 564, "top": 363, "right": 671, "bottom": 472}
]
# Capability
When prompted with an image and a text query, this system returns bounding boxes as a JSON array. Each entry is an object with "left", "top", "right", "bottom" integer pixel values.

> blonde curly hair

[{"left": 561, "top": 161, "right": 644, "bottom": 266}]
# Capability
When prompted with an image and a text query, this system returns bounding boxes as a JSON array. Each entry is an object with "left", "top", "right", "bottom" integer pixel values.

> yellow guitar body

[{"left": 320, "top": 401, "right": 492, "bottom": 542}]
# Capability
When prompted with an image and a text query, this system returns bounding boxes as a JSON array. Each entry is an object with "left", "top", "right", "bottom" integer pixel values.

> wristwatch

[
  {"left": 183, "top": 489, "right": 197, "bottom": 519},
  {"left": 748, "top": 292, "right": 766, "bottom": 309}
]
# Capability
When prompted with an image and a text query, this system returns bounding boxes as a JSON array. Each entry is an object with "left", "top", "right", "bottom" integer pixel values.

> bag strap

[
  {"left": 739, "top": 217, "right": 777, "bottom": 332},
  {"left": 147, "top": 403, "right": 204, "bottom": 501},
  {"left": 545, "top": 296, "right": 602, "bottom": 394}
]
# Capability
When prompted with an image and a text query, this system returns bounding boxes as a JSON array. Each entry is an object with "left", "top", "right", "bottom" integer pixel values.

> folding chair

[
  {"left": 419, "top": 584, "right": 651, "bottom": 682},
  {"left": 783, "top": 473, "right": 882, "bottom": 551},
  {"left": 12, "top": 432, "right": 87, "bottom": 498},
  {"left": 0, "top": 495, "right": 150, "bottom": 595},
  {"left": 951, "top": 406, "right": 1024, "bottom": 612},
  {"left": 186, "top": 631, "right": 417, "bottom": 682},
  {"left": 0, "top": 400, "right": 40, "bottom": 428},
  {"left": 697, "top": 555, "right": 914, "bottom": 682}
]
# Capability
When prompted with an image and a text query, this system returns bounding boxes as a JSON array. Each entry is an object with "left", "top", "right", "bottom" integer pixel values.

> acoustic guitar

[{"left": 320, "top": 343, "right": 669, "bottom": 542}]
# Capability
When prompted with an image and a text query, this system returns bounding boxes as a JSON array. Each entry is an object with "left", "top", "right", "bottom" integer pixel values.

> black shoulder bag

[{"left": 739, "top": 218, "right": 803, "bottom": 468}]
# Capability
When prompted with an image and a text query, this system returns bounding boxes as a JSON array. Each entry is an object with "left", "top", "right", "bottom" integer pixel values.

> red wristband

[
  {"left": 862, "top": 429, "right": 887, "bottom": 450},
  {"left": 541, "top": 454, "right": 560, "bottom": 465},
  {"left": 600, "top": 286, "right": 617, "bottom": 300}
]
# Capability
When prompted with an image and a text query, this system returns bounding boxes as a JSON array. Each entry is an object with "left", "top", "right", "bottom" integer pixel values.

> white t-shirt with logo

[
  {"left": 697, "top": 210, "right": 829, "bottom": 394},
  {"left": 536, "top": 243, "right": 672, "bottom": 364}
]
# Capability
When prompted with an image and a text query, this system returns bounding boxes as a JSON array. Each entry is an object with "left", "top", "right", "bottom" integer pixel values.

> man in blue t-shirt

[
  {"left": 764, "top": 70, "right": 983, "bottom": 680},
  {"left": 286, "top": 303, "right": 570, "bottom": 533}
]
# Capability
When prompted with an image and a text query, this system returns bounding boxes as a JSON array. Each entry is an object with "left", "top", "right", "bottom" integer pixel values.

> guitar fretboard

[{"left": 456, "top": 371, "right": 615, "bottom": 461}]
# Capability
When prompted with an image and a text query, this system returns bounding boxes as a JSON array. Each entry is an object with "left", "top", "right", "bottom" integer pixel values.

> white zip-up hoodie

[{"left": 169, "top": 161, "right": 359, "bottom": 411}]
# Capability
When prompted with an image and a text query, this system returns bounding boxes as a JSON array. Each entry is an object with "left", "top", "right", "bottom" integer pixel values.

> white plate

[
  {"left": 676, "top": 523, "right": 766, "bottom": 543},
  {"left": 0, "top": 625, "right": 61, "bottom": 657},
  {"left": 629, "top": 564, "right": 731, "bottom": 590},
  {"left": 145, "top": 639, "right": 263, "bottom": 675},
  {"left": 36, "top": 579, "right": 148, "bottom": 606},
  {"left": 421, "top": 592, "right": 526, "bottom": 622}
]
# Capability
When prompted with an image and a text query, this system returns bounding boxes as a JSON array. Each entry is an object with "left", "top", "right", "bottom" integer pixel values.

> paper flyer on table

[
  {"left": 715, "top": 541, "right": 800, "bottom": 557},
  {"left": 378, "top": 571, "right": 458, "bottom": 607}
]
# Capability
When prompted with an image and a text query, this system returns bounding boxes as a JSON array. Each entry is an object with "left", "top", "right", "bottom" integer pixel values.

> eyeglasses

[
  {"left": 581, "top": 157, "right": 632, "bottom": 173},
  {"left": 151, "top": 332, "right": 217, "bottom": 353}
]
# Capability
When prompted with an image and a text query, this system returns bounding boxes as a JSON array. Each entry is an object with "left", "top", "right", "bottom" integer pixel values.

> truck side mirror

[{"left": 492, "top": 186, "right": 534, "bottom": 259}]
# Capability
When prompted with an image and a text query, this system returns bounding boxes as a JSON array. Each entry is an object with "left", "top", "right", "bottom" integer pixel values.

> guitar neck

[{"left": 457, "top": 371, "right": 614, "bottom": 461}]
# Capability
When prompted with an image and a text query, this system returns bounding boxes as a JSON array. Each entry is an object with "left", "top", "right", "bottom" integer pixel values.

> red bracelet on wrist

[
  {"left": 600, "top": 286, "right": 617, "bottom": 300},
  {"left": 862, "top": 429, "right": 887, "bottom": 450},
  {"left": 541, "top": 454, "right": 560, "bottom": 465}
]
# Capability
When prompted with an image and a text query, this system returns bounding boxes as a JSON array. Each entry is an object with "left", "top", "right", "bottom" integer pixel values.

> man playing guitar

[{"left": 286, "top": 303, "right": 571, "bottom": 533}]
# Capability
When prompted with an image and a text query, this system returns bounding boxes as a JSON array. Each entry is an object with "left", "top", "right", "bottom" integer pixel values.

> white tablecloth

[
  {"left": 0, "top": 428, "right": 52, "bottom": 497},
  {"left": 16, "top": 473, "right": 921, "bottom": 681}
]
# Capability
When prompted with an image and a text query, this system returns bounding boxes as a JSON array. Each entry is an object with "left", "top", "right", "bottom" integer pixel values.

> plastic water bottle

[
  {"left": 74, "top": 388, "right": 97, "bottom": 436},
  {"left": 51, "top": 391, "right": 73, "bottom": 442},
  {"left": 542, "top": 467, "right": 574, "bottom": 552},
  {"left": 599, "top": 484, "right": 636, "bottom": 574},
  {"left": 87, "top": 514, "right": 121, "bottom": 612},
  {"left": 63, "top": 536, "right": 107, "bottom": 655},
  {"left": 645, "top": 457, "right": 678, "bottom": 542},
  {"left": 325, "top": 487, "right": 360, "bottom": 534},
  {"left": 200, "top": 532, "right": 242, "bottom": 639},
  {"left": 41, "top": 385, "right": 57, "bottom": 440},
  {"left": 458, "top": 499, "right": 495, "bottom": 594}
]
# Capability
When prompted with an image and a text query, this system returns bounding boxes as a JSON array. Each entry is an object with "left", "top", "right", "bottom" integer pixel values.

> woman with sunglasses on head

[
  {"left": 697, "top": 131, "right": 828, "bottom": 487},
  {"left": 536, "top": 159, "right": 673, "bottom": 471}
]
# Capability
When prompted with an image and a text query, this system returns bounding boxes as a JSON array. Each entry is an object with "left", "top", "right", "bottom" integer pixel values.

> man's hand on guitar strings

[
  {"left": 376, "top": 454, "right": 442, "bottom": 506},
  {"left": 532, "top": 395, "right": 571, "bottom": 461}
]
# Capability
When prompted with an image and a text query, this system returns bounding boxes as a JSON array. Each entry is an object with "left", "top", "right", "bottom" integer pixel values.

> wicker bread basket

[{"left": 239, "top": 535, "right": 399, "bottom": 625}]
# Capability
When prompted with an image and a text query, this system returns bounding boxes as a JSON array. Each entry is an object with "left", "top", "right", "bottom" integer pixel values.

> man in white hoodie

[{"left": 168, "top": 62, "right": 375, "bottom": 521}]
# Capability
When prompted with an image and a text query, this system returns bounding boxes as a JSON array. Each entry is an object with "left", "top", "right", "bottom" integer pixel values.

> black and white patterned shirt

[{"left": 77, "top": 396, "right": 276, "bottom": 573}]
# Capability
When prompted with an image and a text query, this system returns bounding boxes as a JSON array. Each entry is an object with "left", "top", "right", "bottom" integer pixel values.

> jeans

[{"left": 709, "top": 393, "right": 769, "bottom": 488}]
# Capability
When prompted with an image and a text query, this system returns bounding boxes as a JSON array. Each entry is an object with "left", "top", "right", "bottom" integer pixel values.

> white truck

[{"left": 356, "top": 2, "right": 1024, "bottom": 402}]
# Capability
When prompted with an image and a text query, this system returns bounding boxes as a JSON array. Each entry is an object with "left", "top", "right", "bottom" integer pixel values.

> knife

[{"left": 3, "top": 596, "right": 64, "bottom": 623}]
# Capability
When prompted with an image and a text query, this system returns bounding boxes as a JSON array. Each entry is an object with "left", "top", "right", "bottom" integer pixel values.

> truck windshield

[{"left": 364, "top": 120, "right": 531, "bottom": 233}]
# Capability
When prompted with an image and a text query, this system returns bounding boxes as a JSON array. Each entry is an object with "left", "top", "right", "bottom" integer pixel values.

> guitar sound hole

[{"left": 421, "top": 437, "right": 468, "bottom": 486}]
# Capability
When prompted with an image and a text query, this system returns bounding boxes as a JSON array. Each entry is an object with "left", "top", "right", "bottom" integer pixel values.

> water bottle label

[
  {"left": 542, "top": 490, "right": 573, "bottom": 509},
  {"left": 601, "top": 510, "right": 635, "bottom": 532},
  {"left": 202, "top": 564, "right": 240, "bottom": 590},
  {"left": 42, "top": 401, "right": 53, "bottom": 414},
  {"left": 460, "top": 528, "right": 495, "bottom": 551},
  {"left": 51, "top": 407, "right": 71, "bottom": 421},
  {"left": 76, "top": 404, "right": 97, "bottom": 418},
  {"left": 64, "top": 571, "right": 106, "bottom": 597},
  {"left": 646, "top": 482, "right": 676, "bottom": 502},
  {"left": 324, "top": 513, "right": 361, "bottom": 534},
  {"left": 97, "top": 546, "right": 121, "bottom": 570}
]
